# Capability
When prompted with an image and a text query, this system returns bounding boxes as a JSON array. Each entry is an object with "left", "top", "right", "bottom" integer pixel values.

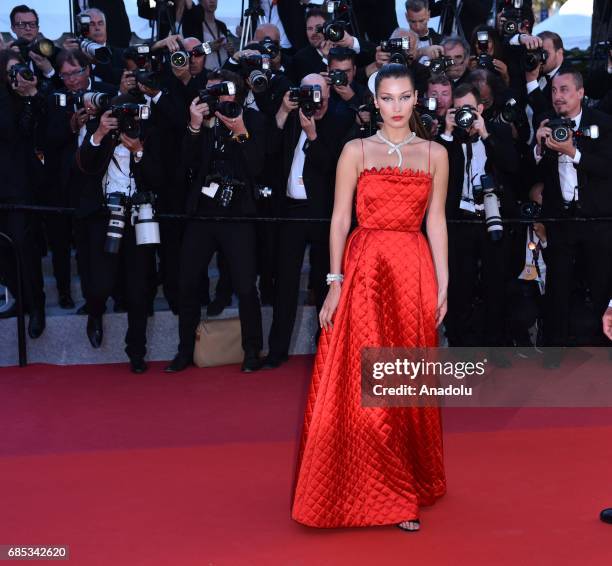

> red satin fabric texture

[{"left": 292, "top": 168, "right": 446, "bottom": 528}]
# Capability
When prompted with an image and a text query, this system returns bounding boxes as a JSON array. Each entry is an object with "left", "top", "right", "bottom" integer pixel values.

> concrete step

[{"left": 0, "top": 305, "right": 318, "bottom": 367}]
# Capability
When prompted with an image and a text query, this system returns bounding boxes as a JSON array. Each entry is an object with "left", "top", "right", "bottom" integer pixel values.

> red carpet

[{"left": 1, "top": 356, "right": 612, "bottom": 565}]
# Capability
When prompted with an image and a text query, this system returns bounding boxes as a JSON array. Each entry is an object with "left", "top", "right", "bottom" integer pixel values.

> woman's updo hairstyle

[
  {"left": 374, "top": 63, "right": 415, "bottom": 95},
  {"left": 373, "top": 64, "right": 430, "bottom": 140}
]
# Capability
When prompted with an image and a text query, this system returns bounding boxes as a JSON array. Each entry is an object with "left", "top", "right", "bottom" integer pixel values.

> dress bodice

[{"left": 356, "top": 167, "right": 433, "bottom": 232}]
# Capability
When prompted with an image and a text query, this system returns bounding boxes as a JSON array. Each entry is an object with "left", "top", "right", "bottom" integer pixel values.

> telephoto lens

[
  {"left": 131, "top": 192, "right": 160, "bottom": 246},
  {"left": 80, "top": 38, "right": 112, "bottom": 64},
  {"left": 480, "top": 174, "right": 503, "bottom": 241},
  {"left": 249, "top": 70, "right": 269, "bottom": 93},
  {"left": 104, "top": 192, "right": 129, "bottom": 254},
  {"left": 83, "top": 91, "right": 113, "bottom": 110},
  {"left": 380, "top": 37, "right": 410, "bottom": 53}
]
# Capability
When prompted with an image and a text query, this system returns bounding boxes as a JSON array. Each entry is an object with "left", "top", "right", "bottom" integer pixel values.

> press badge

[{"left": 202, "top": 182, "right": 220, "bottom": 198}]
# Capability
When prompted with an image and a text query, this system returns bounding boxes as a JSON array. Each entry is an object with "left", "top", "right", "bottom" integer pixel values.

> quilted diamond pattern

[{"left": 291, "top": 168, "right": 446, "bottom": 528}]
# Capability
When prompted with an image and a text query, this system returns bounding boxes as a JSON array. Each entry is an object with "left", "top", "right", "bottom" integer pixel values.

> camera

[
  {"left": 476, "top": 31, "right": 489, "bottom": 54},
  {"left": 522, "top": 47, "right": 548, "bottom": 72},
  {"left": 328, "top": 69, "right": 349, "bottom": 87},
  {"left": 427, "top": 56, "right": 455, "bottom": 75},
  {"left": 124, "top": 45, "right": 163, "bottom": 90},
  {"left": 12, "top": 37, "right": 55, "bottom": 59},
  {"left": 315, "top": 20, "right": 346, "bottom": 43},
  {"left": 8, "top": 63, "right": 34, "bottom": 86},
  {"left": 547, "top": 118, "right": 574, "bottom": 143},
  {"left": 204, "top": 175, "right": 245, "bottom": 208},
  {"left": 170, "top": 41, "right": 212, "bottom": 68},
  {"left": 254, "top": 185, "right": 273, "bottom": 200},
  {"left": 454, "top": 105, "right": 477, "bottom": 129},
  {"left": 104, "top": 192, "right": 129, "bottom": 254},
  {"left": 54, "top": 90, "right": 85, "bottom": 110},
  {"left": 289, "top": 85, "right": 323, "bottom": 118},
  {"left": 476, "top": 53, "right": 495, "bottom": 71},
  {"left": 500, "top": 0, "right": 524, "bottom": 37},
  {"left": 131, "top": 191, "right": 160, "bottom": 246},
  {"left": 198, "top": 81, "right": 241, "bottom": 118},
  {"left": 77, "top": 14, "right": 112, "bottom": 65},
  {"left": 474, "top": 174, "right": 503, "bottom": 241},
  {"left": 380, "top": 37, "right": 410, "bottom": 54},
  {"left": 389, "top": 52, "right": 409, "bottom": 66},
  {"left": 83, "top": 91, "right": 112, "bottom": 110},
  {"left": 239, "top": 54, "right": 271, "bottom": 94},
  {"left": 499, "top": 98, "right": 521, "bottom": 124},
  {"left": 416, "top": 97, "right": 438, "bottom": 130},
  {"left": 520, "top": 201, "right": 542, "bottom": 220},
  {"left": 258, "top": 36, "right": 280, "bottom": 58},
  {"left": 110, "top": 102, "right": 150, "bottom": 137}
]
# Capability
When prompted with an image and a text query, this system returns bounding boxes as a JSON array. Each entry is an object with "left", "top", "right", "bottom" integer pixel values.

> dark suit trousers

[
  {"left": 45, "top": 214, "right": 73, "bottom": 294},
  {"left": 76, "top": 216, "right": 155, "bottom": 359},
  {"left": 544, "top": 221, "right": 612, "bottom": 346},
  {"left": 446, "top": 222, "right": 508, "bottom": 346},
  {"left": 177, "top": 221, "right": 262, "bottom": 358},
  {"left": 0, "top": 207, "right": 45, "bottom": 312},
  {"left": 268, "top": 203, "right": 330, "bottom": 357}
]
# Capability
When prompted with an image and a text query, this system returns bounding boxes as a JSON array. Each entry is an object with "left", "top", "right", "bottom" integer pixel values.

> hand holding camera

[
  {"left": 279, "top": 90, "right": 299, "bottom": 116},
  {"left": 443, "top": 107, "right": 457, "bottom": 136},
  {"left": 28, "top": 51, "right": 53, "bottom": 75},
  {"left": 418, "top": 45, "right": 444, "bottom": 60},
  {"left": 70, "top": 108, "right": 89, "bottom": 133},
  {"left": 471, "top": 110, "right": 489, "bottom": 140},
  {"left": 216, "top": 109, "right": 247, "bottom": 136},
  {"left": 93, "top": 110, "right": 119, "bottom": 144},
  {"left": 299, "top": 109, "right": 317, "bottom": 141},
  {"left": 11, "top": 67, "right": 38, "bottom": 97},
  {"left": 518, "top": 34, "right": 543, "bottom": 51},
  {"left": 374, "top": 46, "right": 391, "bottom": 69},
  {"left": 189, "top": 96, "right": 209, "bottom": 130},
  {"left": 119, "top": 133, "right": 144, "bottom": 155}
]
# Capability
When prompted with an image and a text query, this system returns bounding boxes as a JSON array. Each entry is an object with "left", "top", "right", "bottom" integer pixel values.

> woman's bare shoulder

[{"left": 428, "top": 139, "right": 448, "bottom": 160}]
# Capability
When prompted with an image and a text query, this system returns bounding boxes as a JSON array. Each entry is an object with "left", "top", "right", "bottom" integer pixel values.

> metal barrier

[{"left": 0, "top": 231, "right": 27, "bottom": 367}]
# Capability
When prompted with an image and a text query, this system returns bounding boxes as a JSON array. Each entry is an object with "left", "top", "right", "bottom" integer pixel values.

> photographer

[
  {"left": 441, "top": 36, "right": 470, "bottom": 86},
  {"left": 438, "top": 83, "right": 519, "bottom": 353},
  {"left": 63, "top": 8, "right": 124, "bottom": 86},
  {"left": 44, "top": 50, "right": 116, "bottom": 312},
  {"left": 75, "top": 94, "right": 163, "bottom": 373},
  {"left": 263, "top": 73, "right": 353, "bottom": 369},
  {"left": 429, "top": 0, "right": 490, "bottom": 40},
  {"left": 533, "top": 69, "right": 612, "bottom": 357},
  {"left": 291, "top": 5, "right": 363, "bottom": 84},
  {"left": 8, "top": 5, "right": 59, "bottom": 93},
  {"left": 425, "top": 75, "right": 452, "bottom": 137},
  {"left": 323, "top": 47, "right": 367, "bottom": 124},
  {"left": 404, "top": 0, "right": 443, "bottom": 64},
  {"left": 468, "top": 26, "right": 512, "bottom": 87},
  {"left": 166, "top": 70, "right": 266, "bottom": 374},
  {"left": 0, "top": 49, "right": 46, "bottom": 338}
]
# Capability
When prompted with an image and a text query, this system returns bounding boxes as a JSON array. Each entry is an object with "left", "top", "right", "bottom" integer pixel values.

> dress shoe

[
  {"left": 241, "top": 352, "right": 263, "bottom": 373},
  {"left": 600, "top": 508, "right": 612, "bottom": 524},
  {"left": 58, "top": 291, "right": 75, "bottom": 310},
  {"left": 76, "top": 303, "right": 89, "bottom": 315},
  {"left": 129, "top": 357, "right": 148, "bottom": 374},
  {"left": 261, "top": 353, "right": 289, "bottom": 370},
  {"left": 86, "top": 315, "right": 103, "bottom": 348},
  {"left": 206, "top": 296, "right": 231, "bottom": 317},
  {"left": 28, "top": 308, "right": 46, "bottom": 339},
  {"left": 164, "top": 354, "right": 192, "bottom": 373}
]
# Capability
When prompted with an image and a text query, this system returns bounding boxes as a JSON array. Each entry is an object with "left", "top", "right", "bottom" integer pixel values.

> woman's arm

[
  {"left": 319, "top": 139, "right": 360, "bottom": 330},
  {"left": 425, "top": 141, "right": 449, "bottom": 327}
]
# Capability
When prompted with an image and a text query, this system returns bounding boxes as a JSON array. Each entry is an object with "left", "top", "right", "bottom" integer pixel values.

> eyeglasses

[
  {"left": 59, "top": 67, "right": 87, "bottom": 80},
  {"left": 14, "top": 21, "right": 38, "bottom": 29}
]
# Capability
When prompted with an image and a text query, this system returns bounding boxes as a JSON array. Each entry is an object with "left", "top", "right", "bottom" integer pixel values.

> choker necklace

[{"left": 376, "top": 130, "right": 416, "bottom": 168}]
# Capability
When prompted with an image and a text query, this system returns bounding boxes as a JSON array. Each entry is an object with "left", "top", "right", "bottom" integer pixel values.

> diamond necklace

[{"left": 375, "top": 130, "right": 417, "bottom": 168}]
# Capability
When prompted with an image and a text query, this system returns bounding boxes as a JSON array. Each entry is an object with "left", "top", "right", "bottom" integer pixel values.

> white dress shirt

[
  {"left": 261, "top": 0, "right": 292, "bottom": 49},
  {"left": 90, "top": 137, "right": 136, "bottom": 197},
  {"left": 287, "top": 130, "right": 308, "bottom": 199},
  {"left": 534, "top": 110, "right": 582, "bottom": 203}
]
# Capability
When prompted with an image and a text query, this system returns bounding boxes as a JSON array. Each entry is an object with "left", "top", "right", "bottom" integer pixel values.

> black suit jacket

[
  {"left": 291, "top": 46, "right": 326, "bottom": 84},
  {"left": 437, "top": 121, "right": 520, "bottom": 220},
  {"left": 73, "top": 0, "right": 132, "bottom": 48},
  {"left": 270, "top": 109, "right": 353, "bottom": 218},
  {"left": 277, "top": 0, "right": 309, "bottom": 52},
  {"left": 430, "top": 0, "right": 490, "bottom": 40},
  {"left": 536, "top": 107, "right": 612, "bottom": 218}
]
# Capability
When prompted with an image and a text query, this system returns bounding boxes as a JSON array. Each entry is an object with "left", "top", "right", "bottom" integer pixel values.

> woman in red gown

[{"left": 291, "top": 64, "right": 449, "bottom": 531}]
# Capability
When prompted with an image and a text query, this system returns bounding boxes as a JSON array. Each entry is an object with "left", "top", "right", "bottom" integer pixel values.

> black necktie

[{"left": 419, "top": 36, "right": 430, "bottom": 42}]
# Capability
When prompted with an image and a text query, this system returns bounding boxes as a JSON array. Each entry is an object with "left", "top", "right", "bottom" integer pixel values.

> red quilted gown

[{"left": 292, "top": 167, "right": 446, "bottom": 527}]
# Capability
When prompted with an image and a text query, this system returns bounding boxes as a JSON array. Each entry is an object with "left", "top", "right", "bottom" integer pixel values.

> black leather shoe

[
  {"left": 241, "top": 352, "right": 263, "bottom": 373},
  {"left": 206, "top": 296, "right": 231, "bottom": 317},
  {"left": 261, "top": 353, "right": 288, "bottom": 370},
  {"left": 58, "top": 292, "right": 75, "bottom": 310},
  {"left": 76, "top": 303, "right": 89, "bottom": 315},
  {"left": 86, "top": 315, "right": 103, "bottom": 348},
  {"left": 600, "top": 508, "right": 612, "bottom": 524},
  {"left": 129, "top": 357, "right": 148, "bottom": 374},
  {"left": 164, "top": 354, "right": 192, "bottom": 373},
  {"left": 28, "top": 308, "right": 46, "bottom": 339}
]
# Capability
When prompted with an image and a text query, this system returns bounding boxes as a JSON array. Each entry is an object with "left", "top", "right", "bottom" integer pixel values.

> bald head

[
  {"left": 183, "top": 37, "right": 201, "bottom": 51},
  {"left": 390, "top": 28, "right": 418, "bottom": 60},
  {"left": 302, "top": 73, "right": 329, "bottom": 97},
  {"left": 254, "top": 24, "right": 280, "bottom": 43}
]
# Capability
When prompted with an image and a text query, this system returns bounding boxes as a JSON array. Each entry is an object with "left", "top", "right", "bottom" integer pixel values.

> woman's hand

[
  {"left": 319, "top": 282, "right": 342, "bottom": 331},
  {"left": 435, "top": 288, "right": 447, "bottom": 328}
]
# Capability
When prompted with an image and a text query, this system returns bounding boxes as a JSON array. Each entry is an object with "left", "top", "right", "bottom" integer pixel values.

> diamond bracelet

[{"left": 326, "top": 273, "right": 344, "bottom": 285}]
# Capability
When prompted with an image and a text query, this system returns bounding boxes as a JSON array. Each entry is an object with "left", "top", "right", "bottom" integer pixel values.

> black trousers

[
  {"left": 446, "top": 222, "right": 508, "bottom": 346},
  {"left": 505, "top": 278, "right": 543, "bottom": 345},
  {"left": 268, "top": 207, "right": 330, "bottom": 357},
  {"left": 177, "top": 220, "right": 262, "bottom": 358},
  {"left": 45, "top": 214, "right": 73, "bottom": 295},
  {"left": 75, "top": 216, "right": 155, "bottom": 359},
  {"left": 544, "top": 221, "right": 612, "bottom": 346},
  {"left": 158, "top": 219, "right": 183, "bottom": 314},
  {"left": 0, "top": 206, "right": 45, "bottom": 312}
]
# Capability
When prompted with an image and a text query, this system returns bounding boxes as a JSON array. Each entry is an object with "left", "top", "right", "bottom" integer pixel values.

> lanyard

[{"left": 203, "top": 19, "right": 223, "bottom": 67}]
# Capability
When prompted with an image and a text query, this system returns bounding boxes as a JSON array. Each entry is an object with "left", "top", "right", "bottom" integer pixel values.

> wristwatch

[
  {"left": 232, "top": 132, "right": 250, "bottom": 144},
  {"left": 134, "top": 149, "right": 144, "bottom": 162}
]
